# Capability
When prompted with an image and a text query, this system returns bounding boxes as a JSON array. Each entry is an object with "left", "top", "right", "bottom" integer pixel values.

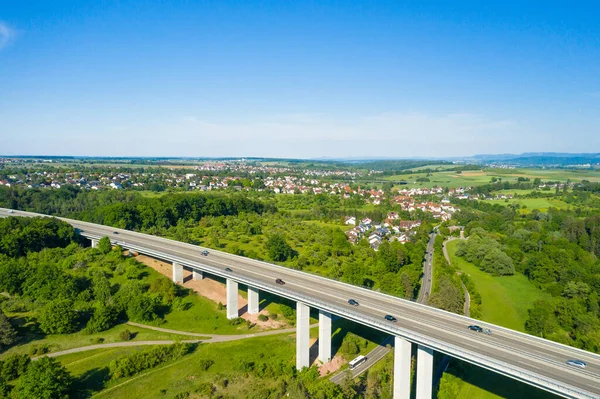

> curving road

[{"left": 2, "top": 208, "right": 599, "bottom": 398}]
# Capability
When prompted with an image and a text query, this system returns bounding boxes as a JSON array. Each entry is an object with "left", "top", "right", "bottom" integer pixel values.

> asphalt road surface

[{"left": 2, "top": 208, "right": 599, "bottom": 398}]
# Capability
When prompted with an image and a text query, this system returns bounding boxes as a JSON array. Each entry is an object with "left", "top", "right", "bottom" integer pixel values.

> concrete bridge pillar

[
  {"left": 393, "top": 336, "right": 412, "bottom": 399},
  {"left": 296, "top": 302, "right": 310, "bottom": 370},
  {"left": 226, "top": 279, "right": 239, "bottom": 319},
  {"left": 416, "top": 345, "right": 434, "bottom": 399},
  {"left": 172, "top": 262, "right": 183, "bottom": 284},
  {"left": 248, "top": 287, "right": 259, "bottom": 315},
  {"left": 192, "top": 270, "right": 203, "bottom": 280},
  {"left": 318, "top": 310, "right": 332, "bottom": 363},
  {"left": 91, "top": 239, "right": 98, "bottom": 248}
]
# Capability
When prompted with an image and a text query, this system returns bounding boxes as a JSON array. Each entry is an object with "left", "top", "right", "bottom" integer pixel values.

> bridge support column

[
  {"left": 248, "top": 287, "right": 259, "bottom": 315},
  {"left": 226, "top": 279, "right": 239, "bottom": 319},
  {"left": 318, "top": 310, "right": 332, "bottom": 363},
  {"left": 296, "top": 302, "right": 310, "bottom": 370},
  {"left": 393, "top": 336, "right": 412, "bottom": 399},
  {"left": 91, "top": 239, "right": 98, "bottom": 248},
  {"left": 416, "top": 345, "right": 434, "bottom": 399},
  {"left": 192, "top": 270, "right": 203, "bottom": 280},
  {"left": 172, "top": 262, "right": 183, "bottom": 284}
]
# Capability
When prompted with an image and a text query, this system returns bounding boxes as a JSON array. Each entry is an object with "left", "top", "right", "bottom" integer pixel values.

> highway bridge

[{"left": 1, "top": 208, "right": 599, "bottom": 399}]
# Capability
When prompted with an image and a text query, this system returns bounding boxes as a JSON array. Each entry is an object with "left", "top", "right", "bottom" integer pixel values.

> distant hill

[{"left": 468, "top": 153, "right": 600, "bottom": 166}]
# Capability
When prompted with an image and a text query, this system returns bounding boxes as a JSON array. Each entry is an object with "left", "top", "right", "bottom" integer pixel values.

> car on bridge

[
  {"left": 224, "top": 267, "right": 232, "bottom": 272},
  {"left": 384, "top": 315, "right": 397, "bottom": 322},
  {"left": 275, "top": 278, "right": 285, "bottom": 285},
  {"left": 566, "top": 359, "right": 587, "bottom": 369},
  {"left": 201, "top": 250, "right": 209, "bottom": 256},
  {"left": 348, "top": 299, "right": 359, "bottom": 306},
  {"left": 468, "top": 325, "right": 483, "bottom": 332}
]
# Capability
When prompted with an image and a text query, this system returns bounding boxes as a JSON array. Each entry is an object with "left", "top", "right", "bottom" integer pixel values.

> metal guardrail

[{"left": 83, "top": 232, "right": 597, "bottom": 399}]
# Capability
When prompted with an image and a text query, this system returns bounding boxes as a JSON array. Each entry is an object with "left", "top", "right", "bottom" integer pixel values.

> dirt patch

[
  {"left": 134, "top": 254, "right": 287, "bottom": 330},
  {"left": 458, "top": 171, "right": 486, "bottom": 177},
  {"left": 308, "top": 337, "right": 345, "bottom": 376}
]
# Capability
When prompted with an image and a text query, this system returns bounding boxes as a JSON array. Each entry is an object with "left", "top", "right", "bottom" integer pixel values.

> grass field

[
  {"left": 446, "top": 240, "right": 549, "bottom": 331},
  {"left": 0, "top": 322, "right": 195, "bottom": 359},
  {"left": 484, "top": 198, "right": 570, "bottom": 212}
]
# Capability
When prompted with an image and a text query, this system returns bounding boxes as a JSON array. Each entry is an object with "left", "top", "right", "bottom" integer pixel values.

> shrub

[
  {"left": 197, "top": 359, "right": 214, "bottom": 371},
  {"left": 269, "top": 313, "right": 278, "bottom": 320},
  {"left": 195, "top": 382, "right": 215, "bottom": 396},
  {"left": 257, "top": 314, "right": 268, "bottom": 322},
  {"left": 228, "top": 317, "right": 244, "bottom": 326},
  {"left": 119, "top": 329, "right": 133, "bottom": 341},
  {"left": 109, "top": 343, "right": 192, "bottom": 379}
]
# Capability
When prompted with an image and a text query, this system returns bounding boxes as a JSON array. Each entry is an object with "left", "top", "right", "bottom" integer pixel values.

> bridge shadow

[
  {"left": 309, "top": 338, "right": 319, "bottom": 365},
  {"left": 330, "top": 318, "right": 389, "bottom": 359},
  {"left": 437, "top": 359, "right": 561, "bottom": 399}
]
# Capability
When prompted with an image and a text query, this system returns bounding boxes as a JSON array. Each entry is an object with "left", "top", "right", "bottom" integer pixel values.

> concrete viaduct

[{"left": 6, "top": 209, "right": 600, "bottom": 399}]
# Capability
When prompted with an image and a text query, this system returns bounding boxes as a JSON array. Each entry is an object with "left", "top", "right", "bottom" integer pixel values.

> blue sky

[{"left": 1, "top": 1, "right": 599, "bottom": 158}]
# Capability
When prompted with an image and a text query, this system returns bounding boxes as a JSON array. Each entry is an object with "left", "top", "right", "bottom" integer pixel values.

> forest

[{"left": 453, "top": 193, "right": 600, "bottom": 352}]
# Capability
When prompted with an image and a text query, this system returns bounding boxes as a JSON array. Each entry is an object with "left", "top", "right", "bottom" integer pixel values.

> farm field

[
  {"left": 484, "top": 197, "right": 571, "bottom": 212},
  {"left": 382, "top": 168, "right": 600, "bottom": 190},
  {"left": 446, "top": 240, "right": 549, "bottom": 331}
]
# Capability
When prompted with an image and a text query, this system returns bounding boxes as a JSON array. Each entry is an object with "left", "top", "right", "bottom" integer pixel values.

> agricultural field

[{"left": 382, "top": 168, "right": 600, "bottom": 190}]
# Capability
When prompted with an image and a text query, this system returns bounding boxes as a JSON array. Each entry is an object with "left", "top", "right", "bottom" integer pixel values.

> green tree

[
  {"left": 39, "top": 299, "right": 78, "bottom": 334},
  {"left": 525, "top": 300, "right": 558, "bottom": 338},
  {"left": 85, "top": 304, "right": 118, "bottom": 334},
  {"left": 97, "top": 236, "right": 112, "bottom": 254},
  {"left": 16, "top": 357, "right": 72, "bottom": 399},
  {"left": 266, "top": 234, "right": 296, "bottom": 262},
  {"left": 0, "top": 311, "right": 17, "bottom": 351}
]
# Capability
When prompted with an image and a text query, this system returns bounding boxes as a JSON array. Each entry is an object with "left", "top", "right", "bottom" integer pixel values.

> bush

[
  {"left": 217, "top": 302, "right": 224, "bottom": 310},
  {"left": 109, "top": 343, "right": 192, "bottom": 379},
  {"left": 195, "top": 383, "right": 215, "bottom": 396},
  {"left": 280, "top": 304, "right": 295, "bottom": 319},
  {"left": 119, "top": 329, "right": 133, "bottom": 341},
  {"left": 269, "top": 313, "right": 278, "bottom": 320},
  {"left": 28, "top": 344, "right": 49, "bottom": 356},
  {"left": 257, "top": 314, "right": 268, "bottom": 322},
  {"left": 228, "top": 317, "right": 244, "bottom": 326},
  {"left": 197, "top": 359, "right": 214, "bottom": 371}
]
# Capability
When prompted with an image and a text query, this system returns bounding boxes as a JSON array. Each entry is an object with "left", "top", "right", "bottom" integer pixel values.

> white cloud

[{"left": 0, "top": 22, "right": 15, "bottom": 50}]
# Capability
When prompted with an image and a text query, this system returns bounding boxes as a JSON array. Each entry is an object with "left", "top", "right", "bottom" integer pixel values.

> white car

[
  {"left": 8, "top": 210, "right": 14, "bottom": 214},
  {"left": 566, "top": 360, "right": 587, "bottom": 369}
]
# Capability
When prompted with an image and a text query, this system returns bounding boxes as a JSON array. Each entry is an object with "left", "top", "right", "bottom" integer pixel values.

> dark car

[
  {"left": 348, "top": 299, "right": 359, "bottom": 306},
  {"left": 201, "top": 250, "right": 209, "bottom": 256},
  {"left": 113, "top": 231, "right": 119, "bottom": 234},
  {"left": 468, "top": 325, "right": 483, "bottom": 333},
  {"left": 275, "top": 278, "right": 285, "bottom": 285},
  {"left": 224, "top": 267, "right": 232, "bottom": 272},
  {"left": 384, "top": 315, "right": 397, "bottom": 322}
]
